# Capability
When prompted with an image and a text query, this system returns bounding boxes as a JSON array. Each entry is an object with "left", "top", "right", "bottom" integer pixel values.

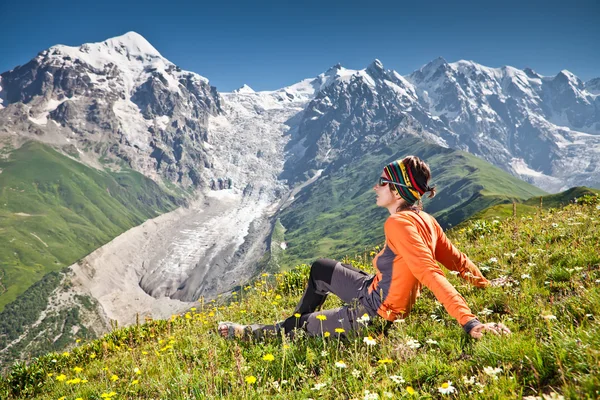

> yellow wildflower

[
  {"left": 406, "top": 386, "right": 416, "bottom": 395},
  {"left": 335, "top": 328, "right": 345, "bottom": 333},
  {"left": 294, "top": 313, "right": 301, "bottom": 318},
  {"left": 262, "top": 353, "right": 275, "bottom": 361},
  {"left": 58, "top": 397, "right": 66, "bottom": 400},
  {"left": 142, "top": 351, "right": 148, "bottom": 355},
  {"left": 89, "top": 353, "right": 96, "bottom": 359},
  {"left": 73, "top": 366, "right": 83, "bottom": 373},
  {"left": 316, "top": 314, "right": 327, "bottom": 321},
  {"left": 191, "top": 307, "right": 197, "bottom": 311},
  {"left": 132, "top": 379, "right": 139, "bottom": 385},
  {"left": 324, "top": 332, "right": 331, "bottom": 337},
  {"left": 378, "top": 358, "right": 393, "bottom": 364},
  {"left": 62, "top": 352, "right": 70, "bottom": 357},
  {"left": 245, "top": 375, "right": 257, "bottom": 384},
  {"left": 56, "top": 374, "right": 67, "bottom": 382},
  {"left": 76, "top": 339, "right": 81, "bottom": 343},
  {"left": 110, "top": 374, "right": 119, "bottom": 381}
]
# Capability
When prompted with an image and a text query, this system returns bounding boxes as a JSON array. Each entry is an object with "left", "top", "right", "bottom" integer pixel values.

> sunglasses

[{"left": 377, "top": 177, "right": 411, "bottom": 189}]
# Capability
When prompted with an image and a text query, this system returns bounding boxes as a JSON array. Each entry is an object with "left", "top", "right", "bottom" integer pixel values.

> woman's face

[{"left": 374, "top": 172, "right": 400, "bottom": 209}]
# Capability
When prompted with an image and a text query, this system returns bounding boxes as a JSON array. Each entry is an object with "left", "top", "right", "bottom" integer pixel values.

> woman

[{"left": 219, "top": 156, "right": 510, "bottom": 340}]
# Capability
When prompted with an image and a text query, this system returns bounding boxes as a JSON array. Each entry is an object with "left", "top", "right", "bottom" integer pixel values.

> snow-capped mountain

[
  {"left": 283, "top": 57, "right": 600, "bottom": 192},
  {"left": 0, "top": 31, "right": 222, "bottom": 187}
]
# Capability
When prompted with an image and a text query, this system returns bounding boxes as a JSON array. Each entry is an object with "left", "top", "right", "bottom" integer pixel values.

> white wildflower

[
  {"left": 311, "top": 382, "right": 327, "bottom": 391},
  {"left": 335, "top": 361, "right": 347, "bottom": 369},
  {"left": 480, "top": 266, "right": 490, "bottom": 272},
  {"left": 521, "top": 274, "right": 531, "bottom": 279},
  {"left": 389, "top": 375, "right": 405, "bottom": 384},
  {"left": 479, "top": 308, "right": 493, "bottom": 316},
  {"left": 551, "top": 223, "right": 559, "bottom": 228},
  {"left": 462, "top": 375, "right": 475, "bottom": 385},
  {"left": 363, "top": 390, "right": 379, "bottom": 400},
  {"left": 406, "top": 339, "right": 421, "bottom": 349},
  {"left": 489, "top": 257, "right": 498, "bottom": 263},
  {"left": 393, "top": 318, "right": 406, "bottom": 324},
  {"left": 357, "top": 313, "right": 371, "bottom": 325},
  {"left": 483, "top": 366, "right": 502, "bottom": 379},
  {"left": 363, "top": 336, "right": 377, "bottom": 346},
  {"left": 352, "top": 369, "right": 361, "bottom": 378},
  {"left": 543, "top": 315, "right": 557, "bottom": 321},
  {"left": 321, "top": 350, "right": 328, "bottom": 357},
  {"left": 438, "top": 381, "right": 456, "bottom": 395},
  {"left": 426, "top": 339, "right": 439, "bottom": 345}
]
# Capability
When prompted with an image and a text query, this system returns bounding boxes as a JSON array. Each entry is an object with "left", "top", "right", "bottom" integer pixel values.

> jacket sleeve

[
  {"left": 385, "top": 217, "right": 478, "bottom": 327},
  {"left": 433, "top": 219, "right": 490, "bottom": 288}
]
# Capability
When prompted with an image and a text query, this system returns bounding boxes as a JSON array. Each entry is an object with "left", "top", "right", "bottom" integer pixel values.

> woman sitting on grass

[{"left": 219, "top": 156, "right": 510, "bottom": 340}]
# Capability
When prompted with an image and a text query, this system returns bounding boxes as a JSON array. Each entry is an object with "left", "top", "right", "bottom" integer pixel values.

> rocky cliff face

[{"left": 0, "top": 32, "right": 222, "bottom": 187}]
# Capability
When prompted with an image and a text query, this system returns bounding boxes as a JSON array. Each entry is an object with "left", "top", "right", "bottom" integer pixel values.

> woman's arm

[
  {"left": 433, "top": 220, "right": 490, "bottom": 288},
  {"left": 385, "top": 217, "right": 479, "bottom": 328}
]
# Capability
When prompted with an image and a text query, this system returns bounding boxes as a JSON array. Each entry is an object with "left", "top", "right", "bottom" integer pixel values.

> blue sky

[{"left": 0, "top": 0, "right": 598, "bottom": 92}]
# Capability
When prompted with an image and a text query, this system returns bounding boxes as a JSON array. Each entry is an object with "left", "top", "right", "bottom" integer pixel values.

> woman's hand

[
  {"left": 469, "top": 322, "right": 511, "bottom": 339},
  {"left": 489, "top": 276, "right": 510, "bottom": 287}
]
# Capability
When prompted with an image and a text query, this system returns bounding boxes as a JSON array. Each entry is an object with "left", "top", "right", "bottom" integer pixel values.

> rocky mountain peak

[
  {"left": 232, "top": 84, "right": 255, "bottom": 94},
  {"left": 325, "top": 63, "right": 342, "bottom": 73},
  {"left": 585, "top": 77, "right": 600, "bottom": 95},
  {"left": 554, "top": 69, "right": 584, "bottom": 90},
  {"left": 523, "top": 67, "right": 541, "bottom": 79},
  {"left": 367, "top": 58, "right": 384, "bottom": 71},
  {"left": 100, "top": 31, "right": 162, "bottom": 58},
  {"left": 408, "top": 56, "right": 449, "bottom": 83}
]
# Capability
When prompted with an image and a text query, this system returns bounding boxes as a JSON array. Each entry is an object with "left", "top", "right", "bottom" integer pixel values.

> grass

[{"left": 1, "top": 194, "right": 599, "bottom": 399}]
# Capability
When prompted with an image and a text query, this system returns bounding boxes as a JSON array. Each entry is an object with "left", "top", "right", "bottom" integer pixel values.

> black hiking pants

[{"left": 250, "top": 258, "right": 378, "bottom": 337}]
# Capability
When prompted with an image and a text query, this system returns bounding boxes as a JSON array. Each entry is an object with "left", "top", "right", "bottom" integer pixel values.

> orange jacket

[{"left": 368, "top": 210, "right": 489, "bottom": 325}]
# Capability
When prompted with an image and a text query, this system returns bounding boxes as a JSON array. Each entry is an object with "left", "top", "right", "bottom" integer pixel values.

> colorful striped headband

[{"left": 383, "top": 160, "right": 428, "bottom": 204}]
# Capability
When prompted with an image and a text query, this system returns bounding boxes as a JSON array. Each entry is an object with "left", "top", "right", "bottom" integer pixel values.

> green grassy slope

[
  {"left": 455, "top": 186, "right": 600, "bottom": 227},
  {"left": 1, "top": 198, "right": 599, "bottom": 399},
  {"left": 277, "top": 136, "right": 547, "bottom": 268},
  {"left": 0, "top": 141, "right": 182, "bottom": 312}
]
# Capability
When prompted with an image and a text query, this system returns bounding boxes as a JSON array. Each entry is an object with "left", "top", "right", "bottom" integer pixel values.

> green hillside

[
  {"left": 455, "top": 186, "right": 600, "bottom": 227},
  {"left": 0, "top": 141, "right": 182, "bottom": 317},
  {"left": 1, "top": 195, "right": 598, "bottom": 399},
  {"left": 277, "top": 136, "right": 547, "bottom": 268}
]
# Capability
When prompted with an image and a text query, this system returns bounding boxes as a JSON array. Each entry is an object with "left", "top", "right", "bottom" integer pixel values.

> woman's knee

[{"left": 310, "top": 258, "right": 337, "bottom": 282}]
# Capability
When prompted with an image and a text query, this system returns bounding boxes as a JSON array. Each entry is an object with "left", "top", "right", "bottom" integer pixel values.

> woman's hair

[{"left": 388, "top": 155, "right": 436, "bottom": 211}]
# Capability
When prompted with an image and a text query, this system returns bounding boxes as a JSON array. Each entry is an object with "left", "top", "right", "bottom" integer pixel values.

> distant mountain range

[{"left": 1, "top": 32, "right": 598, "bottom": 194}]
